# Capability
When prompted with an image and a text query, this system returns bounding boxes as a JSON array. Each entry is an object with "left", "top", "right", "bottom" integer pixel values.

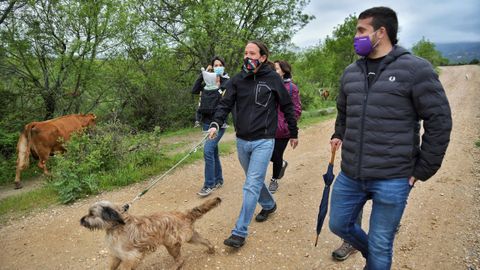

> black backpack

[{"left": 198, "top": 89, "right": 222, "bottom": 115}]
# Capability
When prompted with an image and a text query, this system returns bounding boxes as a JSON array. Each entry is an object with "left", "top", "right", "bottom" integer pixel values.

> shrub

[{"left": 51, "top": 129, "right": 119, "bottom": 204}]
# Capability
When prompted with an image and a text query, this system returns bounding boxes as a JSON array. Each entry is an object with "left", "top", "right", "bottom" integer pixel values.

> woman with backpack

[
  {"left": 268, "top": 60, "right": 302, "bottom": 193},
  {"left": 191, "top": 56, "right": 230, "bottom": 197}
]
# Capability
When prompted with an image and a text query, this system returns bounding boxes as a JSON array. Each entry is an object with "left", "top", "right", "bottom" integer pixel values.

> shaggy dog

[{"left": 80, "top": 197, "right": 221, "bottom": 270}]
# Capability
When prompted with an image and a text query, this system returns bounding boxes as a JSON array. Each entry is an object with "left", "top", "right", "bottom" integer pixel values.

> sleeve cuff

[{"left": 209, "top": 122, "right": 220, "bottom": 130}]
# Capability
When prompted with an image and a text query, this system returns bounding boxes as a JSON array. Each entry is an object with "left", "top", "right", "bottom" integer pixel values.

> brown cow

[
  {"left": 321, "top": 89, "right": 330, "bottom": 100},
  {"left": 14, "top": 113, "right": 96, "bottom": 189}
]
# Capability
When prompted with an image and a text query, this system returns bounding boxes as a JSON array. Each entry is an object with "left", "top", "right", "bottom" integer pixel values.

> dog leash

[{"left": 122, "top": 133, "right": 210, "bottom": 212}]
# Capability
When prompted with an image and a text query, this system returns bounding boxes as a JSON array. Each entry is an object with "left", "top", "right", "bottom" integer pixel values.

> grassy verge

[
  {"left": 299, "top": 112, "right": 336, "bottom": 127},
  {"left": 0, "top": 111, "right": 334, "bottom": 222},
  {"left": 0, "top": 185, "right": 58, "bottom": 223},
  {"left": 0, "top": 137, "right": 236, "bottom": 222}
]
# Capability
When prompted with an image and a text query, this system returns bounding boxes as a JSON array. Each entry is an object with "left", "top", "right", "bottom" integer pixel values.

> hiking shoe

[
  {"left": 224, "top": 235, "right": 245, "bottom": 248},
  {"left": 268, "top": 179, "right": 278, "bottom": 193},
  {"left": 277, "top": 160, "right": 288, "bottom": 179},
  {"left": 255, "top": 203, "right": 277, "bottom": 222},
  {"left": 332, "top": 241, "right": 357, "bottom": 261},
  {"left": 197, "top": 187, "right": 214, "bottom": 197}
]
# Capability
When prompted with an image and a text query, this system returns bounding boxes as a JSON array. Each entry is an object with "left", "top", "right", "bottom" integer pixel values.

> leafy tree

[
  {"left": 140, "top": 0, "right": 314, "bottom": 70},
  {"left": 103, "top": 0, "right": 314, "bottom": 130},
  {"left": 412, "top": 37, "right": 449, "bottom": 67},
  {"left": 1, "top": 0, "right": 122, "bottom": 119},
  {"left": 292, "top": 14, "right": 357, "bottom": 109},
  {"left": 0, "top": 0, "right": 27, "bottom": 25}
]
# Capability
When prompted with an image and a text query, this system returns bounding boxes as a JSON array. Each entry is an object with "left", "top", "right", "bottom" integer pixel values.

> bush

[
  {"left": 0, "top": 128, "right": 20, "bottom": 184},
  {"left": 51, "top": 128, "right": 120, "bottom": 203},
  {"left": 49, "top": 119, "right": 165, "bottom": 203}
]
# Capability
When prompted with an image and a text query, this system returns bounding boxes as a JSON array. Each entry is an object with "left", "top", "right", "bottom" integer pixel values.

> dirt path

[{"left": 0, "top": 65, "right": 478, "bottom": 270}]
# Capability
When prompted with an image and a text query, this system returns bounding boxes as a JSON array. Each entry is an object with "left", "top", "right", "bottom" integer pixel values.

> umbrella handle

[{"left": 329, "top": 148, "right": 336, "bottom": 165}]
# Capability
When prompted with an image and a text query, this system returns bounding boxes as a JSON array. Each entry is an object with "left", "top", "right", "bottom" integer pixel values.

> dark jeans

[
  {"left": 270, "top": 138, "right": 289, "bottom": 179},
  {"left": 329, "top": 171, "right": 411, "bottom": 270},
  {"left": 202, "top": 123, "right": 225, "bottom": 188}
]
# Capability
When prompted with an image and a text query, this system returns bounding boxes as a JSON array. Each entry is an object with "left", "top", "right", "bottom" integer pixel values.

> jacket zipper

[
  {"left": 356, "top": 59, "right": 387, "bottom": 179},
  {"left": 247, "top": 74, "right": 256, "bottom": 140}
]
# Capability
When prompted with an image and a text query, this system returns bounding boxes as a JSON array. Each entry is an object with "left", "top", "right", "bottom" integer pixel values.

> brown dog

[{"left": 80, "top": 197, "right": 221, "bottom": 270}]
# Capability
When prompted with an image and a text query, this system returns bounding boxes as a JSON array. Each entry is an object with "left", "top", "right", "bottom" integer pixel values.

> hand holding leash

[{"left": 207, "top": 127, "right": 217, "bottom": 139}]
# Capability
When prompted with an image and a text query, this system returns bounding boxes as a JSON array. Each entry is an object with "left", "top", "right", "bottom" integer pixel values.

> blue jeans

[
  {"left": 329, "top": 172, "right": 411, "bottom": 270},
  {"left": 232, "top": 138, "right": 275, "bottom": 238},
  {"left": 202, "top": 124, "right": 225, "bottom": 188}
]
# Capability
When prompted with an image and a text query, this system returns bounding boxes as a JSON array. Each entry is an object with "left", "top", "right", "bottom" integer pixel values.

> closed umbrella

[{"left": 314, "top": 149, "right": 336, "bottom": 247}]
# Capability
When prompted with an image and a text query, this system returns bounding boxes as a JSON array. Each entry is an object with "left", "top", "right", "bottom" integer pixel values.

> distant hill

[{"left": 435, "top": 42, "right": 480, "bottom": 64}]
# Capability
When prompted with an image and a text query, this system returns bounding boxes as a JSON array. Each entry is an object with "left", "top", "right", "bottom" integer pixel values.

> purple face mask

[{"left": 353, "top": 31, "right": 379, "bottom": 57}]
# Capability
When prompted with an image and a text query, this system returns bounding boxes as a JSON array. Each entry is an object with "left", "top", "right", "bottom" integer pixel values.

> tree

[
  {"left": 412, "top": 37, "right": 449, "bottom": 67},
  {"left": 140, "top": 0, "right": 314, "bottom": 70},
  {"left": 0, "top": 0, "right": 314, "bottom": 130},
  {"left": 292, "top": 14, "right": 357, "bottom": 108},
  {"left": 0, "top": 0, "right": 26, "bottom": 25},
  {"left": 1, "top": 0, "right": 122, "bottom": 119}
]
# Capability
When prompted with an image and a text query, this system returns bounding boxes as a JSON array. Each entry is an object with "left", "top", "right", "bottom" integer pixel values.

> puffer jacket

[
  {"left": 212, "top": 64, "right": 298, "bottom": 141},
  {"left": 332, "top": 46, "right": 452, "bottom": 181},
  {"left": 276, "top": 79, "right": 302, "bottom": 138}
]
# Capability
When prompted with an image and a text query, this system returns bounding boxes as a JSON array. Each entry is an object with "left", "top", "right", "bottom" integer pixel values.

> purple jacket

[{"left": 276, "top": 79, "right": 301, "bottom": 138}]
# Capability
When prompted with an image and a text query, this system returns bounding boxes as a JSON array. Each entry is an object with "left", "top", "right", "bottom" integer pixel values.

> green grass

[
  {"left": 0, "top": 160, "right": 43, "bottom": 186},
  {"left": 299, "top": 111, "right": 336, "bottom": 128},
  {"left": 0, "top": 185, "right": 58, "bottom": 223},
  {"left": 475, "top": 139, "right": 480, "bottom": 148}
]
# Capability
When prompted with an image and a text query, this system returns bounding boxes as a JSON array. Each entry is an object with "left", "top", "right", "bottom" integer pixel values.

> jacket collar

[
  {"left": 358, "top": 45, "right": 411, "bottom": 65},
  {"left": 240, "top": 63, "right": 272, "bottom": 79}
]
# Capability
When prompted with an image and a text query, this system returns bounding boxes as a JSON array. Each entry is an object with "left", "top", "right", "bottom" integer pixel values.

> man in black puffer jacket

[
  {"left": 207, "top": 40, "right": 298, "bottom": 248},
  {"left": 328, "top": 7, "right": 452, "bottom": 270}
]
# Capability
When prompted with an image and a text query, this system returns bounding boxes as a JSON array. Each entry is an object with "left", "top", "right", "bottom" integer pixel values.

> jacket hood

[{"left": 383, "top": 45, "right": 410, "bottom": 64}]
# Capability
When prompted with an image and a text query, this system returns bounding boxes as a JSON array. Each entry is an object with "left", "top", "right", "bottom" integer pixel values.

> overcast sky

[{"left": 292, "top": 0, "right": 480, "bottom": 48}]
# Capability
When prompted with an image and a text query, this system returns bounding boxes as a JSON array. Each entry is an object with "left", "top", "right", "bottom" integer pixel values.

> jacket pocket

[{"left": 255, "top": 83, "right": 272, "bottom": 107}]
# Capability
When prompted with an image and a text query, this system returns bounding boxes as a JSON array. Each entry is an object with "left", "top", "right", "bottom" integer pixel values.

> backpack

[{"left": 198, "top": 89, "right": 222, "bottom": 115}]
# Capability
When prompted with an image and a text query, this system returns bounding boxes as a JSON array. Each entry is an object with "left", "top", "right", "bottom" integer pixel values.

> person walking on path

[
  {"left": 268, "top": 60, "right": 302, "bottom": 193},
  {"left": 207, "top": 40, "right": 299, "bottom": 248},
  {"left": 328, "top": 6, "right": 452, "bottom": 270},
  {"left": 191, "top": 56, "right": 230, "bottom": 197}
]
